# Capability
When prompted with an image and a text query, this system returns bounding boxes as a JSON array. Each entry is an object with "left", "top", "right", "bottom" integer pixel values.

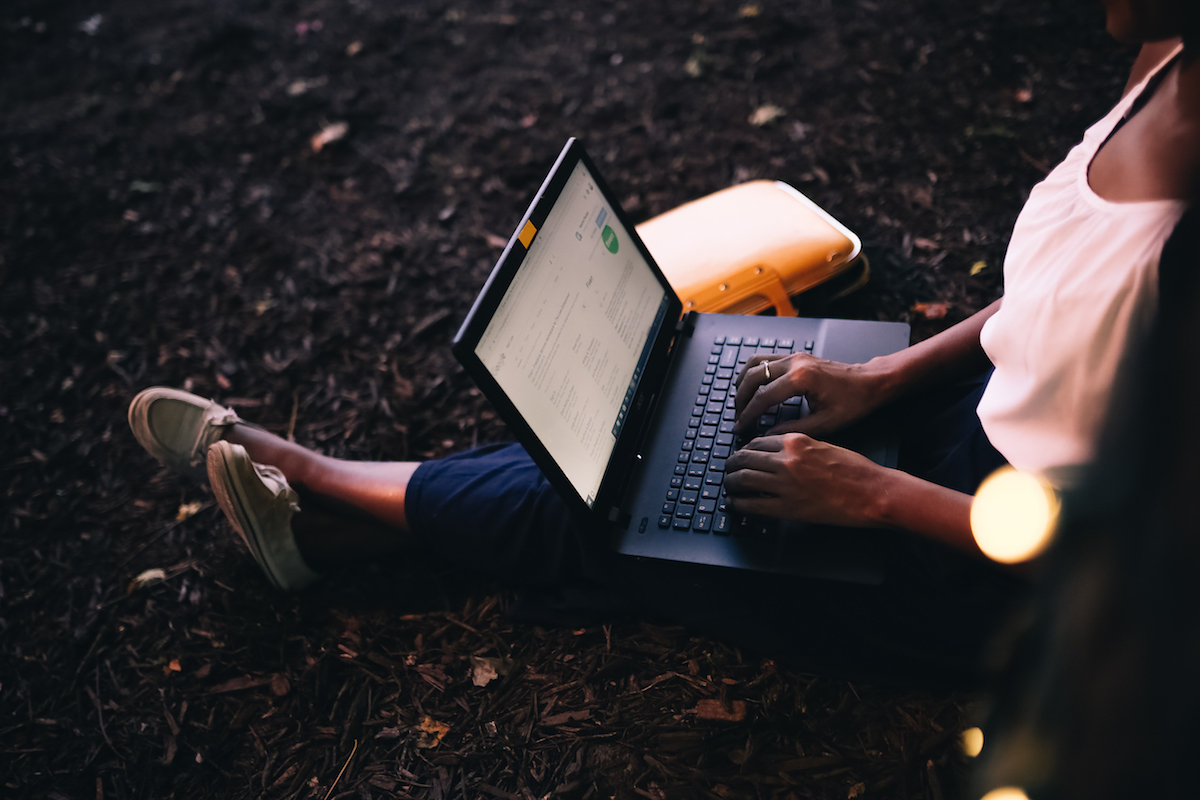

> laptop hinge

[
  {"left": 607, "top": 506, "right": 632, "bottom": 529},
  {"left": 675, "top": 311, "right": 698, "bottom": 337}
]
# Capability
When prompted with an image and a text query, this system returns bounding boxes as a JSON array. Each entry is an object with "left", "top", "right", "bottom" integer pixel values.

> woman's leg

[{"left": 224, "top": 424, "right": 420, "bottom": 532}]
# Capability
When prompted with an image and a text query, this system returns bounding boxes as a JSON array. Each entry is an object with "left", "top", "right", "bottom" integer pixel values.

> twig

[
  {"left": 287, "top": 390, "right": 299, "bottom": 442},
  {"left": 323, "top": 739, "right": 358, "bottom": 800}
]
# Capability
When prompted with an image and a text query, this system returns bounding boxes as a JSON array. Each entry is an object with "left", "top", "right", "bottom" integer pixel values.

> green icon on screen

[{"left": 602, "top": 225, "right": 619, "bottom": 254}]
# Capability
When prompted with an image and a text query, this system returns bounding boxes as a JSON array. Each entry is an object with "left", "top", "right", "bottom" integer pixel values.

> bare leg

[{"left": 223, "top": 423, "right": 421, "bottom": 566}]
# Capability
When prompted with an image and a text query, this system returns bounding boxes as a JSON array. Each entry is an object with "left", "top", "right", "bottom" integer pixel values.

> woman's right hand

[{"left": 732, "top": 352, "right": 897, "bottom": 438}]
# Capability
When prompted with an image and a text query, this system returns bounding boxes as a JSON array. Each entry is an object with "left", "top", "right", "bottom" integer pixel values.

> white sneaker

[
  {"left": 206, "top": 440, "right": 321, "bottom": 591},
  {"left": 128, "top": 387, "right": 241, "bottom": 481}
]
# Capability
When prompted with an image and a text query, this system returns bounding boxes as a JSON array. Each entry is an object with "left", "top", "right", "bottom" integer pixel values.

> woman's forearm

[
  {"left": 872, "top": 299, "right": 1000, "bottom": 404},
  {"left": 868, "top": 468, "right": 982, "bottom": 557}
]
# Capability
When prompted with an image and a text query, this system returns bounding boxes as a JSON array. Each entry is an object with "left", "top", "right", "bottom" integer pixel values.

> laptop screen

[{"left": 474, "top": 159, "right": 670, "bottom": 507}]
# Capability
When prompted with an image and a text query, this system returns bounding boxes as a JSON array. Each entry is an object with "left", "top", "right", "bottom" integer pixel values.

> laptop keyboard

[{"left": 659, "top": 335, "right": 815, "bottom": 536}]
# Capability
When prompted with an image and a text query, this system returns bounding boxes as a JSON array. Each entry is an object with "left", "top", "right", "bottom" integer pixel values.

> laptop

[{"left": 453, "top": 139, "right": 910, "bottom": 584}]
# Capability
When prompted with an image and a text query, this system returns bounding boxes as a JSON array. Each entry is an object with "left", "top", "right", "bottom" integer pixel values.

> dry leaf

[
  {"left": 167, "top": 658, "right": 182, "bottom": 672},
  {"left": 1014, "top": 88, "right": 1033, "bottom": 103},
  {"left": 311, "top": 121, "right": 349, "bottom": 152},
  {"left": 749, "top": 104, "right": 785, "bottom": 126},
  {"left": 739, "top": 4, "right": 761, "bottom": 17},
  {"left": 270, "top": 673, "right": 291, "bottom": 696},
  {"left": 694, "top": 699, "right": 747, "bottom": 722},
  {"left": 543, "top": 709, "right": 591, "bottom": 727},
  {"left": 471, "top": 655, "right": 510, "bottom": 687},
  {"left": 346, "top": 41, "right": 363, "bottom": 56},
  {"left": 176, "top": 501, "right": 202, "bottom": 521},
  {"left": 848, "top": 781, "right": 866, "bottom": 798},
  {"left": 416, "top": 716, "right": 450, "bottom": 748},
  {"left": 970, "top": 260, "right": 988, "bottom": 276},
  {"left": 209, "top": 675, "right": 273, "bottom": 694},
  {"left": 128, "top": 568, "right": 167, "bottom": 592},
  {"left": 912, "top": 301, "right": 949, "bottom": 320}
]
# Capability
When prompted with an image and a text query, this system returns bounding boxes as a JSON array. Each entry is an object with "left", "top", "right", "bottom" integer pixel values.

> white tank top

[{"left": 977, "top": 46, "right": 1187, "bottom": 485}]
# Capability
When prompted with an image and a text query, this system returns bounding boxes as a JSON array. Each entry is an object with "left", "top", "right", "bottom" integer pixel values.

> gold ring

[{"left": 764, "top": 361, "right": 772, "bottom": 381}]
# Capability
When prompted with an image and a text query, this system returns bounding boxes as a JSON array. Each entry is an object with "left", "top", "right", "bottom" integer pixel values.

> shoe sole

[{"left": 207, "top": 443, "right": 287, "bottom": 591}]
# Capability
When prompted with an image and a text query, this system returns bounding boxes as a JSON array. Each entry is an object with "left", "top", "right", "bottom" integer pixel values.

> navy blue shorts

[{"left": 405, "top": 372, "right": 1019, "bottom": 684}]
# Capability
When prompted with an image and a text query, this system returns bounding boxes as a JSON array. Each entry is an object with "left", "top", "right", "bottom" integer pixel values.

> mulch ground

[{"left": 1, "top": 0, "right": 1132, "bottom": 797}]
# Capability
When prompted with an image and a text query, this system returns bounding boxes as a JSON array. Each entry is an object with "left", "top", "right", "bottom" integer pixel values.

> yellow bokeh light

[
  {"left": 970, "top": 467, "right": 1059, "bottom": 564},
  {"left": 980, "top": 788, "right": 1030, "bottom": 800},
  {"left": 961, "top": 726, "right": 984, "bottom": 757}
]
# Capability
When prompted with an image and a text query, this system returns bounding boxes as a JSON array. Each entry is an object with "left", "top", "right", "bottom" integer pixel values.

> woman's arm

[
  {"left": 724, "top": 433, "right": 984, "bottom": 556},
  {"left": 735, "top": 299, "right": 1001, "bottom": 437}
]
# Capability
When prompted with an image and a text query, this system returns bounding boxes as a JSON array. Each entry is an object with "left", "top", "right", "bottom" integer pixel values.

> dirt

[{"left": 0, "top": 0, "right": 1133, "bottom": 797}]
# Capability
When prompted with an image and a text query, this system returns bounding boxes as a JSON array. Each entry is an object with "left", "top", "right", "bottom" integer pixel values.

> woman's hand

[
  {"left": 723, "top": 433, "right": 890, "bottom": 527},
  {"left": 732, "top": 353, "right": 895, "bottom": 437}
]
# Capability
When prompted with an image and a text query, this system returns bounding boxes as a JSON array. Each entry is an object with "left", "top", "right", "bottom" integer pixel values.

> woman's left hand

[{"left": 723, "top": 433, "right": 890, "bottom": 527}]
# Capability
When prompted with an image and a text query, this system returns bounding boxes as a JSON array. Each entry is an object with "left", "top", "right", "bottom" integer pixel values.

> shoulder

[{"left": 1122, "top": 39, "right": 1183, "bottom": 97}]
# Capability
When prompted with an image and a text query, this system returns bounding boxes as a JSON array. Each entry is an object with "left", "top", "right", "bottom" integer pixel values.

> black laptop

[{"left": 453, "top": 140, "right": 909, "bottom": 584}]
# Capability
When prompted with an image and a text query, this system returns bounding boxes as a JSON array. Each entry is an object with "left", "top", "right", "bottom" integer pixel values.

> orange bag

[{"left": 636, "top": 180, "right": 868, "bottom": 317}]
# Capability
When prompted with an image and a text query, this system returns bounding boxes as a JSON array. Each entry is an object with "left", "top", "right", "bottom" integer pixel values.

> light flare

[
  {"left": 960, "top": 726, "right": 984, "bottom": 757},
  {"left": 980, "top": 789, "right": 1030, "bottom": 800},
  {"left": 971, "top": 467, "right": 1060, "bottom": 564}
]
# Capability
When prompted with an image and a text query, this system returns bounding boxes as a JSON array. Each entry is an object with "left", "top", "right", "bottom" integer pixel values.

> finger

[
  {"left": 725, "top": 436, "right": 786, "bottom": 472},
  {"left": 734, "top": 371, "right": 801, "bottom": 433},
  {"left": 734, "top": 353, "right": 785, "bottom": 388},
  {"left": 726, "top": 495, "right": 783, "bottom": 518},
  {"left": 733, "top": 357, "right": 782, "bottom": 414},
  {"left": 723, "top": 466, "right": 779, "bottom": 496},
  {"left": 737, "top": 434, "right": 789, "bottom": 452}
]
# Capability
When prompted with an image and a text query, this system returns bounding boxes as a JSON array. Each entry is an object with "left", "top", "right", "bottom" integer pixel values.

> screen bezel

[{"left": 452, "top": 138, "right": 684, "bottom": 523}]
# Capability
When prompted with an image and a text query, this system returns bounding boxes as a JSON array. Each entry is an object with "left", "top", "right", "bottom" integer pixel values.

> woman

[{"left": 129, "top": 2, "right": 1199, "bottom": 681}]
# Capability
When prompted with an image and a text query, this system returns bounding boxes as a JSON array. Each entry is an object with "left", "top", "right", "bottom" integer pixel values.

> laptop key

[
  {"left": 671, "top": 475, "right": 683, "bottom": 488},
  {"left": 662, "top": 502, "right": 676, "bottom": 515},
  {"left": 705, "top": 471, "right": 723, "bottom": 485},
  {"left": 693, "top": 514, "right": 712, "bottom": 532},
  {"left": 701, "top": 485, "right": 721, "bottom": 501},
  {"left": 659, "top": 515, "right": 672, "bottom": 528},
  {"left": 687, "top": 464, "right": 706, "bottom": 477},
  {"left": 675, "top": 506, "right": 694, "bottom": 520},
  {"left": 713, "top": 513, "right": 731, "bottom": 535},
  {"left": 683, "top": 475, "right": 702, "bottom": 491},
  {"left": 665, "top": 488, "right": 679, "bottom": 501},
  {"left": 698, "top": 499, "right": 716, "bottom": 514},
  {"left": 674, "top": 464, "right": 687, "bottom": 475},
  {"left": 679, "top": 489, "right": 698, "bottom": 504},
  {"left": 708, "top": 458, "right": 726, "bottom": 472},
  {"left": 673, "top": 517, "right": 691, "bottom": 531}
]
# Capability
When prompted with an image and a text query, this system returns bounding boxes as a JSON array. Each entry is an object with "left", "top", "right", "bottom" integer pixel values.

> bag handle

[{"left": 682, "top": 263, "right": 797, "bottom": 317}]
